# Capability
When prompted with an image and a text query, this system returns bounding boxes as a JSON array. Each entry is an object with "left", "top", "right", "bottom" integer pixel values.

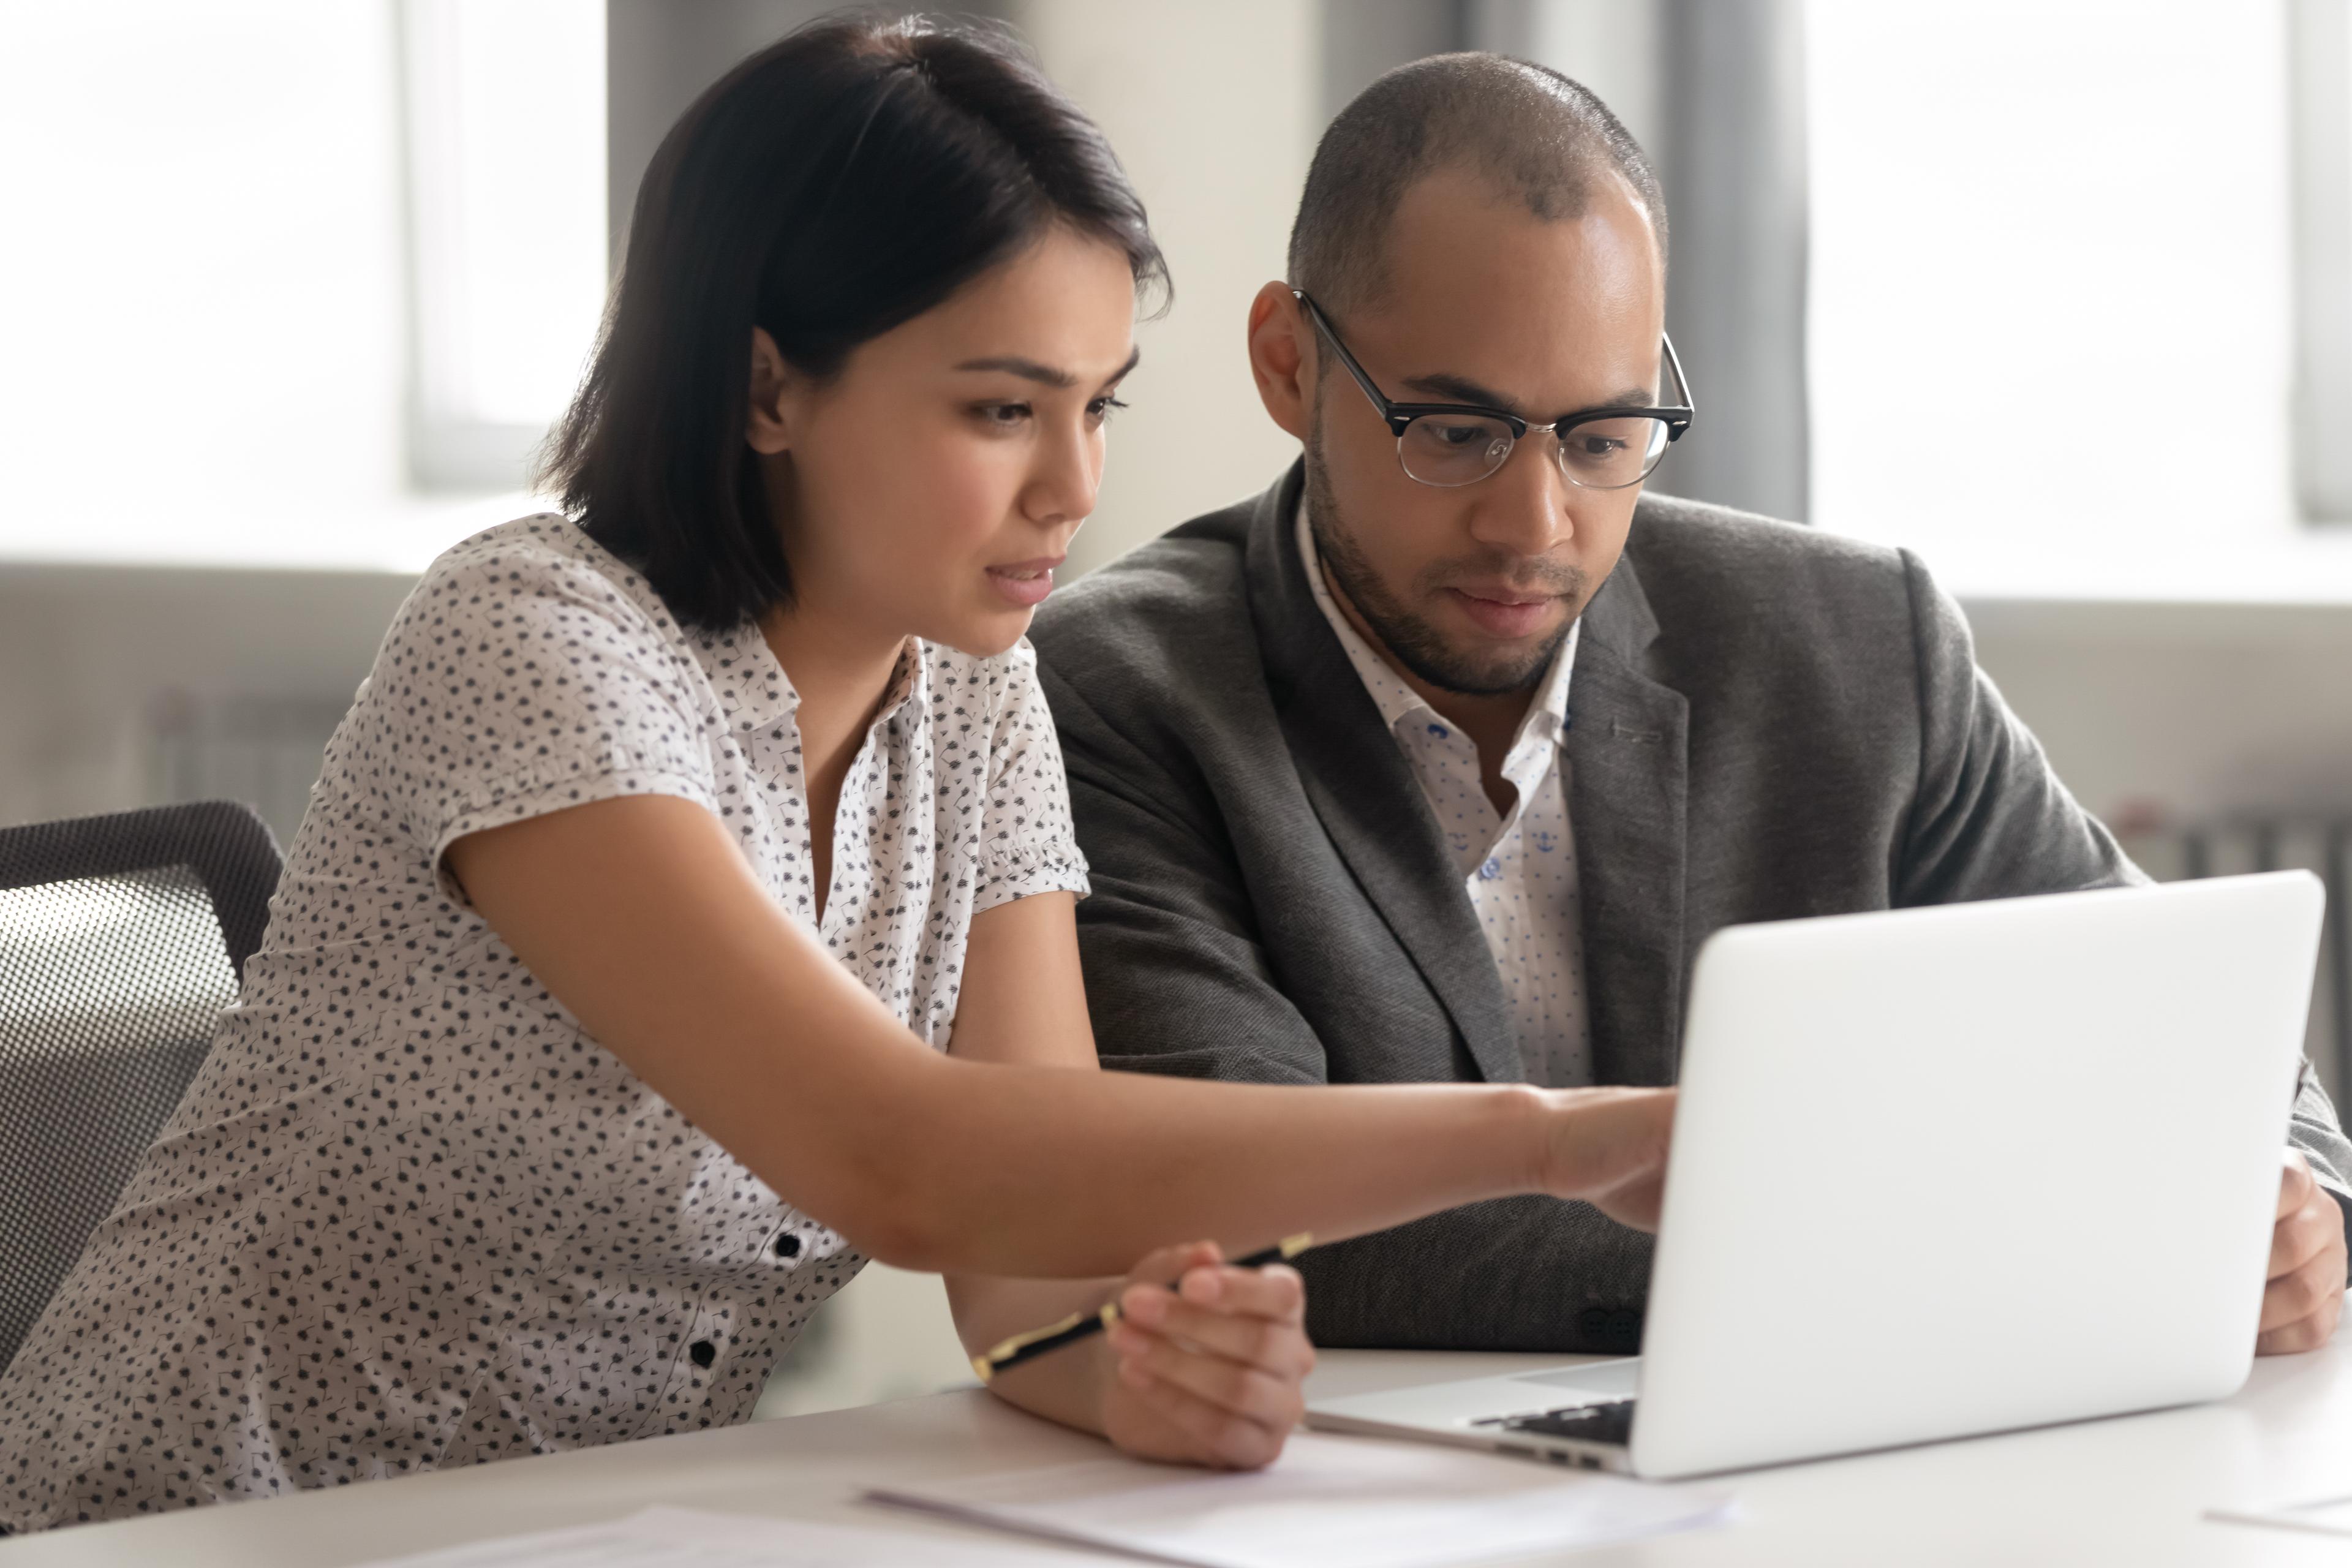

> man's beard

[{"left": 1303, "top": 421, "right": 1582, "bottom": 698}]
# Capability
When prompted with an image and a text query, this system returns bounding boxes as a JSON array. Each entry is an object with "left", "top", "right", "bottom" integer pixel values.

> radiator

[{"left": 145, "top": 690, "right": 347, "bottom": 849}]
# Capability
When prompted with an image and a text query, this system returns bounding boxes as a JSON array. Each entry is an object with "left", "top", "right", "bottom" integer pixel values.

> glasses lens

[
  {"left": 1398, "top": 414, "right": 1516, "bottom": 487},
  {"left": 1557, "top": 417, "right": 1672, "bottom": 489}
]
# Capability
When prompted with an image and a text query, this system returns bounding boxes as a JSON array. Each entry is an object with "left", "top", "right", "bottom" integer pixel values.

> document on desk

[
  {"left": 349, "top": 1503, "right": 1131, "bottom": 1567},
  {"left": 862, "top": 1430, "right": 1733, "bottom": 1568},
  {"left": 2209, "top": 1491, "right": 2352, "bottom": 1537}
]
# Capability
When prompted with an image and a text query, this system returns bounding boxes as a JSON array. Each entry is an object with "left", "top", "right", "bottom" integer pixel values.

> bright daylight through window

[
  {"left": 0, "top": 2, "right": 605, "bottom": 570},
  {"left": 1807, "top": 0, "right": 2352, "bottom": 600}
]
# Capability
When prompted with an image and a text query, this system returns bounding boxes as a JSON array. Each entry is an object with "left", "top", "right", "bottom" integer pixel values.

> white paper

[
  {"left": 350, "top": 1504, "right": 1124, "bottom": 1568},
  {"left": 2209, "top": 1491, "right": 2352, "bottom": 1537},
  {"left": 863, "top": 1431, "right": 1733, "bottom": 1568}
]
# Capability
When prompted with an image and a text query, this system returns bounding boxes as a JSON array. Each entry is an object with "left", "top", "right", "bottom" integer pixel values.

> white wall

[
  {"left": 753, "top": 1263, "right": 981, "bottom": 1419},
  {"left": 0, "top": 566, "right": 414, "bottom": 833},
  {"left": 1010, "top": 0, "right": 1322, "bottom": 574},
  {"left": 1969, "top": 598, "right": 2352, "bottom": 826}
]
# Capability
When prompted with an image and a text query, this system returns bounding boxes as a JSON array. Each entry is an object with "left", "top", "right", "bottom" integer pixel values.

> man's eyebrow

[
  {"left": 1402, "top": 372, "right": 1521, "bottom": 413},
  {"left": 953, "top": 346, "right": 1141, "bottom": 390},
  {"left": 1401, "top": 372, "right": 1662, "bottom": 417}
]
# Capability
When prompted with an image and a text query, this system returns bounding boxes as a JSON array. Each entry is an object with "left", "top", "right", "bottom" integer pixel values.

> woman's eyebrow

[
  {"left": 953, "top": 346, "right": 1141, "bottom": 389},
  {"left": 955, "top": 355, "right": 1076, "bottom": 387}
]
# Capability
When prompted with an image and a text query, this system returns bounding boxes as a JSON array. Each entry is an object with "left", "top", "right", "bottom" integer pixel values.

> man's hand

[
  {"left": 1098, "top": 1241, "right": 1314, "bottom": 1469},
  {"left": 2259, "top": 1149, "right": 2347, "bottom": 1355}
]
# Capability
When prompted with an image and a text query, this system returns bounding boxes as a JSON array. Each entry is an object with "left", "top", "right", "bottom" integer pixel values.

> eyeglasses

[{"left": 1292, "top": 288, "right": 1694, "bottom": 491}]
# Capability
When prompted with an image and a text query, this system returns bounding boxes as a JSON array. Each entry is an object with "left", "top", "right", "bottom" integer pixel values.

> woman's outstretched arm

[
  {"left": 445, "top": 793, "right": 1672, "bottom": 1278},
  {"left": 942, "top": 893, "right": 1312, "bottom": 1468}
]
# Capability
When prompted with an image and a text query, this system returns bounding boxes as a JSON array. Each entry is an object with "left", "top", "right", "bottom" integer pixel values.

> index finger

[
  {"left": 1175, "top": 1261, "right": 1306, "bottom": 1323},
  {"left": 2281, "top": 1150, "right": 2316, "bottom": 1219},
  {"left": 1128, "top": 1240, "right": 1223, "bottom": 1287}
]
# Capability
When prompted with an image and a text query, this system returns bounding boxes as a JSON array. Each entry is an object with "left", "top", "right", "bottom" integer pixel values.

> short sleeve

[
  {"left": 971, "top": 643, "right": 1090, "bottom": 915},
  {"left": 356, "top": 532, "right": 720, "bottom": 902}
]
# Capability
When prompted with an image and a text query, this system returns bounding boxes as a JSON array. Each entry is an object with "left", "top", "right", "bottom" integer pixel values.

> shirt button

[
  {"left": 775, "top": 1232, "right": 801, "bottom": 1259},
  {"left": 690, "top": 1340, "right": 717, "bottom": 1368},
  {"left": 1480, "top": 858, "right": 1502, "bottom": 880}
]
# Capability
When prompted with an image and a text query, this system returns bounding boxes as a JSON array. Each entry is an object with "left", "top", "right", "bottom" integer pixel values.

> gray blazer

[{"left": 1030, "top": 462, "right": 2352, "bottom": 1352}]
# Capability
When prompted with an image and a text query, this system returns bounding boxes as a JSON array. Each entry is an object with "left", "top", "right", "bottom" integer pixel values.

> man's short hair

[{"left": 1287, "top": 52, "right": 1666, "bottom": 315}]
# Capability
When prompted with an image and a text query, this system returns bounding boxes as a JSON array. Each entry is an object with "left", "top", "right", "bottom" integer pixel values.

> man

[{"left": 1030, "top": 53, "right": 2352, "bottom": 1356}]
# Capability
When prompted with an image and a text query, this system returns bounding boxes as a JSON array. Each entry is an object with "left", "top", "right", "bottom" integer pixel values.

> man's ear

[
  {"left": 746, "top": 326, "right": 796, "bottom": 455},
  {"left": 1245, "top": 281, "right": 1314, "bottom": 443}
]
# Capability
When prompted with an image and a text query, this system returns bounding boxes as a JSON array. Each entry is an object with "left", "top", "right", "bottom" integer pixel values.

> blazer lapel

[
  {"left": 1565, "top": 543, "right": 1691, "bottom": 1085},
  {"left": 1246, "top": 466, "right": 1523, "bottom": 1085}
]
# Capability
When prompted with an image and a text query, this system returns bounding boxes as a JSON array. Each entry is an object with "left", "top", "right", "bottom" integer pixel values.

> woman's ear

[{"left": 746, "top": 327, "right": 796, "bottom": 455}]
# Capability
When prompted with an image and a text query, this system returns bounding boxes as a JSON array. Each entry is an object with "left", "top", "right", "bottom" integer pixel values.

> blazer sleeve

[
  {"left": 1899, "top": 551, "right": 2352, "bottom": 1249},
  {"left": 1894, "top": 549, "right": 2144, "bottom": 905},
  {"left": 1039, "top": 654, "right": 1662, "bottom": 1352}
]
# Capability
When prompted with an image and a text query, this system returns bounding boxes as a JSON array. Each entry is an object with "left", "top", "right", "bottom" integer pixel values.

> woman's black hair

[{"left": 542, "top": 12, "right": 1167, "bottom": 631}]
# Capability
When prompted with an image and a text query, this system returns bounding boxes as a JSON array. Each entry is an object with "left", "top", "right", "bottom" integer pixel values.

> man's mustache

[{"left": 1420, "top": 557, "right": 1588, "bottom": 599}]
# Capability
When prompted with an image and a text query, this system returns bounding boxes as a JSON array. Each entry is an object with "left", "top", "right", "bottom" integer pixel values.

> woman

[{"left": 0, "top": 15, "right": 1674, "bottom": 1531}]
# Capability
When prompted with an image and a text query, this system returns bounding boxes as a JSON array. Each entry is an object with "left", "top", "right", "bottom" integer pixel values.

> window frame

[{"left": 2293, "top": 0, "right": 2352, "bottom": 522}]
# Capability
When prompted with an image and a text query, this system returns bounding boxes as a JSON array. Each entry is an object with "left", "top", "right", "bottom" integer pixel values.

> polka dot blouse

[{"left": 0, "top": 515, "right": 1089, "bottom": 1532}]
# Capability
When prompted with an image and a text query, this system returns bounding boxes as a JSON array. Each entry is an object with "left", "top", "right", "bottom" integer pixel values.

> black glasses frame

[{"left": 1291, "top": 288, "right": 1695, "bottom": 489}]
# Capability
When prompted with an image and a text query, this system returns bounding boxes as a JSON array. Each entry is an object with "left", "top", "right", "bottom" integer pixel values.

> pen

[{"left": 969, "top": 1233, "right": 1314, "bottom": 1384}]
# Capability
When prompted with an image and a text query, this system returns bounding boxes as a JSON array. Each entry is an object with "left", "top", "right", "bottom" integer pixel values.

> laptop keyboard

[{"left": 1478, "top": 1398, "right": 1636, "bottom": 1446}]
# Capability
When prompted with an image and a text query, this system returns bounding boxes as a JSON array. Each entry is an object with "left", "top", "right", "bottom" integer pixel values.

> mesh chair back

[{"left": 0, "top": 802, "right": 281, "bottom": 1374}]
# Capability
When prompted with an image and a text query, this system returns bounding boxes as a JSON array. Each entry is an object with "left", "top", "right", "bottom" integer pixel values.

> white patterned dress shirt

[
  {"left": 0, "top": 515, "right": 1089, "bottom": 1530},
  {"left": 1298, "top": 503, "right": 1592, "bottom": 1087}
]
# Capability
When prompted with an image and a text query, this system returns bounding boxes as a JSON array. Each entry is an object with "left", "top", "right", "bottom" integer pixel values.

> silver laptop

[{"left": 1308, "top": 873, "right": 2324, "bottom": 1479}]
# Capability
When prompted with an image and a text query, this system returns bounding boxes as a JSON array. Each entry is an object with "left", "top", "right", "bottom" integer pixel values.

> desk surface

[{"left": 11, "top": 1325, "right": 2352, "bottom": 1567}]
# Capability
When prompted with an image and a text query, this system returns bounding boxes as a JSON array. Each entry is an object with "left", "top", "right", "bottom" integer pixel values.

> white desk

[{"left": 10, "top": 1324, "right": 2352, "bottom": 1567}]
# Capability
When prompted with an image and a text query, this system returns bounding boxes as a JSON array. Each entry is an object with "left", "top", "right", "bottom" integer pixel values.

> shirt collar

[
  {"left": 1295, "top": 497, "right": 1578, "bottom": 751},
  {"left": 879, "top": 638, "right": 929, "bottom": 733},
  {"left": 693, "top": 622, "right": 927, "bottom": 739}
]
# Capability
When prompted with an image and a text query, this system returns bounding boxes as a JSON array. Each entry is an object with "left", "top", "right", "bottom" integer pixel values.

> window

[
  {"left": 1806, "top": 1, "right": 2352, "bottom": 600},
  {"left": 398, "top": 0, "right": 607, "bottom": 491},
  {"left": 0, "top": 3, "right": 605, "bottom": 570}
]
